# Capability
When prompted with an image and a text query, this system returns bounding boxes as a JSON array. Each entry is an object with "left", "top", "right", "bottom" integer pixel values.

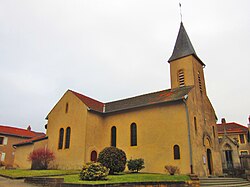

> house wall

[
  {"left": 13, "top": 139, "right": 48, "bottom": 169},
  {"left": 0, "top": 135, "right": 27, "bottom": 167},
  {"left": 219, "top": 133, "right": 250, "bottom": 154}
]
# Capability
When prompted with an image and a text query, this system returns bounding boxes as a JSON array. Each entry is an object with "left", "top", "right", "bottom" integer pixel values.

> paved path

[{"left": 0, "top": 176, "right": 38, "bottom": 187}]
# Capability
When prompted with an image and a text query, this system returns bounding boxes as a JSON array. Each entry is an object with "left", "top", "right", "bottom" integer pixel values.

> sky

[{"left": 0, "top": 0, "right": 250, "bottom": 133}]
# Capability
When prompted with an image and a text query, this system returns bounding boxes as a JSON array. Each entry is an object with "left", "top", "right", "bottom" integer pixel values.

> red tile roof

[
  {"left": 217, "top": 122, "right": 248, "bottom": 134},
  {"left": 69, "top": 90, "right": 104, "bottom": 112},
  {"left": 13, "top": 135, "right": 47, "bottom": 147},
  {"left": 0, "top": 125, "right": 45, "bottom": 138}
]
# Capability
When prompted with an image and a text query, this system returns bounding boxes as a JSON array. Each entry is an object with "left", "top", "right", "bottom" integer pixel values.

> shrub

[
  {"left": 165, "top": 165, "right": 180, "bottom": 175},
  {"left": 127, "top": 158, "right": 145, "bottom": 173},
  {"left": 28, "top": 148, "right": 55, "bottom": 170},
  {"left": 79, "top": 162, "right": 109, "bottom": 181},
  {"left": 97, "top": 147, "right": 126, "bottom": 174}
]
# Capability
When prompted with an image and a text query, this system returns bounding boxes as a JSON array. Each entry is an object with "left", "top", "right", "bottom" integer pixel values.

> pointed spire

[{"left": 168, "top": 22, "right": 205, "bottom": 66}]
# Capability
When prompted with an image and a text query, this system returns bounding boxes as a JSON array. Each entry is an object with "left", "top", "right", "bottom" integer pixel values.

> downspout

[{"left": 183, "top": 94, "right": 194, "bottom": 174}]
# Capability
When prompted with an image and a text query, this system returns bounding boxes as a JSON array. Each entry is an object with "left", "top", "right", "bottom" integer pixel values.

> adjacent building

[
  {"left": 0, "top": 125, "right": 44, "bottom": 167},
  {"left": 217, "top": 118, "right": 250, "bottom": 170},
  {"left": 13, "top": 135, "right": 48, "bottom": 169}
]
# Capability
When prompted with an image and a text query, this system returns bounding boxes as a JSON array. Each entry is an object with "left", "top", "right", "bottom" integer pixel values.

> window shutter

[{"left": 3, "top": 137, "right": 8, "bottom": 145}]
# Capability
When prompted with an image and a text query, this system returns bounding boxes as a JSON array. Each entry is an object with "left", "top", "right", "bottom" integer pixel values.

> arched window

[
  {"left": 173, "top": 145, "right": 180, "bottom": 159},
  {"left": 90, "top": 151, "right": 97, "bottom": 162},
  {"left": 178, "top": 69, "right": 185, "bottom": 87},
  {"left": 130, "top": 123, "right": 137, "bottom": 146},
  {"left": 58, "top": 128, "right": 64, "bottom": 149},
  {"left": 111, "top": 126, "right": 116, "bottom": 147},
  {"left": 65, "top": 127, "right": 71, "bottom": 149}
]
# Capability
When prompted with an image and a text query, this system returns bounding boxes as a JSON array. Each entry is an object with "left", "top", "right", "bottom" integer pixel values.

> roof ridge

[
  {"left": 0, "top": 125, "right": 40, "bottom": 132},
  {"left": 217, "top": 122, "right": 248, "bottom": 128}
]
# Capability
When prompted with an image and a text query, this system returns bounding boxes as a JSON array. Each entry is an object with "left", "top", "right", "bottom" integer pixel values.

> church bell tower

[{"left": 168, "top": 22, "right": 207, "bottom": 96}]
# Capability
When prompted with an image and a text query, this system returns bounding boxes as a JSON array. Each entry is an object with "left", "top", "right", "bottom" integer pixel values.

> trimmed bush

[
  {"left": 28, "top": 148, "right": 55, "bottom": 170},
  {"left": 165, "top": 165, "right": 180, "bottom": 175},
  {"left": 127, "top": 158, "right": 145, "bottom": 173},
  {"left": 79, "top": 162, "right": 109, "bottom": 181},
  {"left": 97, "top": 147, "right": 126, "bottom": 174}
]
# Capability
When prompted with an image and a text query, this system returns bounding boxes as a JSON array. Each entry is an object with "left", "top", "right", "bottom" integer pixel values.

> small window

[
  {"left": 58, "top": 128, "right": 64, "bottom": 149},
  {"left": 198, "top": 72, "right": 202, "bottom": 93},
  {"left": 173, "top": 145, "right": 180, "bottom": 160},
  {"left": 65, "top": 127, "right": 71, "bottom": 149},
  {"left": 111, "top": 126, "right": 116, "bottom": 147},
  {"left": 178, "top": 70, "right": 185, "bottom": 87},
  {"left": 194, "top": 117, "right": 197, "bottom": 134},
  {"left": 90, "top": 151, "right": 97, "bottom": 162},
  {"left": 0, "top": 137, "right": 4, "bottom": 145},
  {"left": 131, "top": 123, "right": 137, "bottom": 146},
  {"left": 240, "top": 150, "right": 249, "bottom": 155},
  {"left": 239, "top": 134, "right": 245, "bottom": 144},
  {"left": 212, "top": 126, "right": 215, "bottom": 137},
  {"left": 65, "top": 103, "right": 69, "bottom": 113}
]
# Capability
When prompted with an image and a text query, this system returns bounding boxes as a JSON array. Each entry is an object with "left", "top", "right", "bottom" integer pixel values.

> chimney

[
  {"left": 221, "top": 118, "right": 226, "bottom": 124},
  {"left": 27, "top": 125, "right": 31, "bottom": 131}
]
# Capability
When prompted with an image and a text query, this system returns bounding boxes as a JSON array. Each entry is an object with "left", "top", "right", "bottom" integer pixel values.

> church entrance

[{"left": 207, "top": 149, "right": 213, "bottom": 175}]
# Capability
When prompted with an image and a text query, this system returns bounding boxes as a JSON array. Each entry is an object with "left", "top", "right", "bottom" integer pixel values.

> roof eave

[{"left": 168, "top": 54, "right": 205, "bottom": 67}]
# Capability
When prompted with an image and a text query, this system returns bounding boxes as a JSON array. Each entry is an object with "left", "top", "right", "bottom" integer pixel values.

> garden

[{"left": 0, "top": 147, "right": 190, "bottom": 185}]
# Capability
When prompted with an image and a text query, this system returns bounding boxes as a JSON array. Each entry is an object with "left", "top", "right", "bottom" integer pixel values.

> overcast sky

[{"left": 0, "top": 0, "right": 250, "bottom": 132}]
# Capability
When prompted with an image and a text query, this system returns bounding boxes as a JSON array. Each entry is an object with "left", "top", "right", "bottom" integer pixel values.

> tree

[{"left": 28, "top": 148, "right": 55, "bottom": 170}]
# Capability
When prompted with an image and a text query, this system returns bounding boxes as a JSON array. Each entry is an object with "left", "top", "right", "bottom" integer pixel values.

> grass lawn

[
  {"left": 63, "top": 173, "right": 190, "bottom": 184},
  {"left": 0, "top": 169, "right": 79, "bottom": 178}
]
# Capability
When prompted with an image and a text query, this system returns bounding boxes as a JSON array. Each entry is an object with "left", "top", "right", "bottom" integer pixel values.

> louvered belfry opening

[{"left": 178, "top": 70, "right": 185, "bottom": 87}]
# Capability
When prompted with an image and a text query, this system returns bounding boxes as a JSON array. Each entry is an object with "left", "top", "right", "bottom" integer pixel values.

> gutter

[{"left": 182, "top": 94, "right": 194, "bottom": 174}]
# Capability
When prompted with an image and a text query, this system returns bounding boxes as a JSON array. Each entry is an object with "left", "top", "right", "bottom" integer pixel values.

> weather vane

[{"left": 179, "top": 2, "right": 182, "bottom": 22}]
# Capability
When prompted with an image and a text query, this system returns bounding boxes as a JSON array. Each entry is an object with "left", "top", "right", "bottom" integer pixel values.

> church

[{"left": 45, "top": 22, "right": 222, "bottom": 176}]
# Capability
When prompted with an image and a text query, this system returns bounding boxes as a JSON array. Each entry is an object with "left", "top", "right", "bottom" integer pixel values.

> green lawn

[
  {"left": 63, "top": 173, "right": 190, "bottom": 184},
  {"left": 0, "top": 169, "right": 79, "bottom": 178}
]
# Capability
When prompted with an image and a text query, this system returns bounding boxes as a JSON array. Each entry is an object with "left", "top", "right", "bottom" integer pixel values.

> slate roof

[
  {"left": 70, "top": 86, "right": 193, "bottom": 114},
  {"left": 217, "top": 122, "right": 248, "bottom": 134},
  {"left": 168, "top": 22, "right": 205, "bottom": 66},
  {"left": 0, "top": 125, "right": 45, "bottom": 138},
  {"left": 13, "top": 135, "right": 47, "bottom": 147}
]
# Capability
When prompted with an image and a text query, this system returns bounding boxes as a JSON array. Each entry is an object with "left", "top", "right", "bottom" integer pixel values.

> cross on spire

[{"left": 179, "top": 2, "right": 182, "bottom": 22}]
